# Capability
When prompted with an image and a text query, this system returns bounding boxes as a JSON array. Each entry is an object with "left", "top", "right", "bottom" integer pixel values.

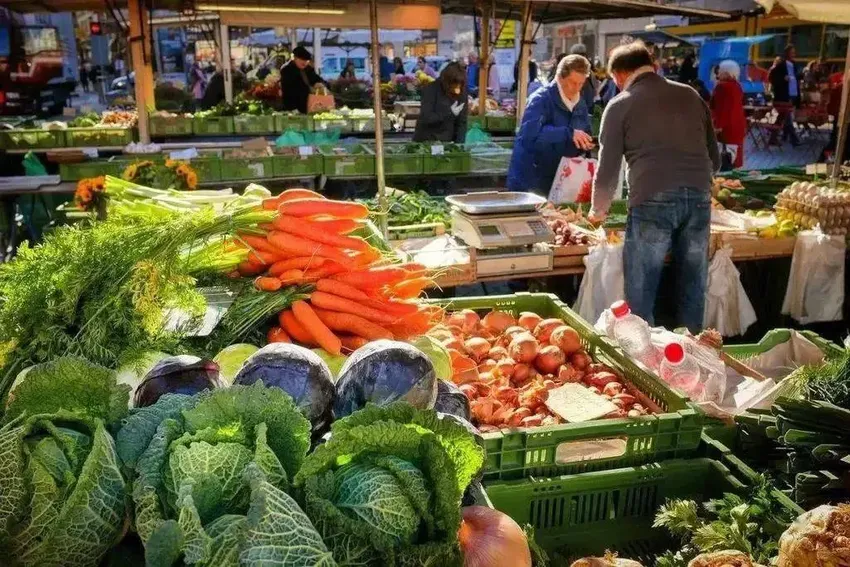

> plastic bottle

[
  {"left": 659, "top": 342, "right": 703, "bottom": 398},
  {"left": 610, "top": 300, "right": 660, "bottom": 370}
]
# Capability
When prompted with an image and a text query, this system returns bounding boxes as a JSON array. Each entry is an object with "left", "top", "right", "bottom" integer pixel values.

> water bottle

[
  {"left": 610, "top": 300, "right": 660, "bottom": 370},
  {"left": 659, "top": 342, "right": 703, "bottom": 399}
]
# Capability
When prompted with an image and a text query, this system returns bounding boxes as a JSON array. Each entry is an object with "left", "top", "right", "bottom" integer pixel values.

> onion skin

[
  {"left": 534, "top": 319, "right": 563, "bottom": 343},
  {"left": 550, "top": 326, "right": 582, "bottom": 355},
  {"left": 459, "top": 506, "right": 531, "bottom": 567},
  {"left": 482, "top": 310, "right": 517, "bottom": 333},
  {"left": 535, "top": 345, "right": 566, "bottom": 375},
  {"left": 508, "top": 333, "right": 539, "bottom": 364},
  {"left": 465, "top": 337, "right": 491, "bottom": 362},
  {"left": 518, "top": 312, "right": 543, "bottom": 332}
]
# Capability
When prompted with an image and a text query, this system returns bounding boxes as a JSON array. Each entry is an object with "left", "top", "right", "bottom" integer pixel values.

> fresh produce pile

[
  {"left": 66, "top": 110, "right": 138, "bottom": 128},
  {"left": 0, "top": 344, "right": 513, "bottom": 567},
  {"left": 363, "top": 189, "right": 452, "bottom": 228},
  {"left": 428, "top": 308, "right": 654, "bottom": 432},
  {"left": 104, "top": 175, "right": 271, "bottom": 213},
  {"left": 775, "top": 181, "right": 850, "bottom": 234}
]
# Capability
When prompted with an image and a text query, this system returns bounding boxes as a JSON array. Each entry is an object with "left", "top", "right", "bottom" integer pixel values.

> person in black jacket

[
  {"left": 413, "top": 62, "right": 468, "bottom": 143},
  {"left": 280, "top": 46, "right": 327, "bottom": 114},
  {"left": 768, "top": 45, "right": 801, "bottom": 146}
]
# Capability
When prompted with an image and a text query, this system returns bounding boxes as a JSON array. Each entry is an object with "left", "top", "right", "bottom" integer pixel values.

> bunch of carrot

[{"left": 232, "top": 188, "right": 440, "bottom": 355}]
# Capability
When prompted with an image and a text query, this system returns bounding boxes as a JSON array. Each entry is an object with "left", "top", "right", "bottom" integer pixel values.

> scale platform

[
  {"left": 448, "top": 192, "right": 554, "bottom": 249},
  {"left": 474, "top": 244, "right": 553, "bottom": 277}
]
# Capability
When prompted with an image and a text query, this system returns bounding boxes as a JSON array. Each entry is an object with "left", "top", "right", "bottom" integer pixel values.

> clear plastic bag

[
  {"left": 574, "top": 240, "right": 623, "bottom": 325},
  {"left": 704, "top": 246, "right": 757, "bottom": 337}
]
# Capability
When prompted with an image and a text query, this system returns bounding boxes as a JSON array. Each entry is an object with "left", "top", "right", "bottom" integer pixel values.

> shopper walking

[
  {"left": 280, "top": 46, "right": 326, "bottom": 114},
  {"left": 711, "top": 59, "right": 747, "bottom": 169},
  {"left": 507, "top": 54, "right": 593, "bottom": 193},
  {"left": 79, "top": 65, "right": 90, "bottom": 93},
  {"left": 768, "top": 45, "right": 801, "bottom": 146},
  {"left": 590, "top": 42, "right": 720, "bottom": 331},
  {"left": 413, "top": 62, "right": 468, "bottom": 144},
  {"left": 466, "top": 53, "right": 480, "bottom": 96}
]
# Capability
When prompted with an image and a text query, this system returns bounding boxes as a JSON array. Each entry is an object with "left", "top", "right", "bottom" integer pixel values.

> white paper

[{"left": 170, "top": 148, "right": 199, "bottom": 160}]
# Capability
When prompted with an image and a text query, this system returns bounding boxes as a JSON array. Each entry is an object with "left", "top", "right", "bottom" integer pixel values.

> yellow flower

[
  {"left": 186, "top": 171, "right": 198, "bottom": 189},
  {"left": 165, "top": 159, "right": 177, "bottom": 168},
  {"left": 123, "top": 164, "right": 138, "bottom": 180}
]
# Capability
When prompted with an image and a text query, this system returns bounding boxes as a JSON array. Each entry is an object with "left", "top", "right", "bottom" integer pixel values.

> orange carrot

[
  {"left": 340, "top": 335, "right": 370, "bottom": 353},
  {"left": 315, "top": 279, "right": 370, "bottom": 301},
  {"left": 362, "top": 298, "right": 419, "bottom": 316},
  {"left": 272, "top": 215, "right": 371, "bottom": 251},
  {"left": 238, "top": 233, "right": 278, "bottom": 254},
  {"left": 312, "top": 307, "right": 394, "bottom": 341},
  {"left": 302, "top": 263, "right": 347, "bottom": 280},
  {"left": 267, "top": 231, "right": 353, "bottom": 266},
  {"left": 238, "top": 260, "right": 265, "bottom": 276},
  {"left": 269, "top": 257, "right": 326, "bottom": 276},
  {"left": 330, "top": 267, "right": 408, "bottom": 289},
  {"left": 247, "top": 249, "right": 287, "bottom": 265},
  {"left": 267, "top": 326, "right": 290, "bottom": 343},
  {"left": 309, "top": 291, "right": 398, "bottom": 325},
  {"left": 262, "top": 197, "right": 282, "bottom": 210},
  {"left": 277, "top": 269, "right": 304, "bottom": 284},
  {"left": 350, "top": 247, "right": 382, "bottom": 266},
  {"left": 278, "top": 198, "right": 369, "bottom": 219},
  {"left": 292, "top": 300, "right": 342, "bottom": 355},
  {"left": 279, "top": 310, "right": 317, "bottom": 346},
  {"left": 278, "top": 188, "right": 325, "bottom": 202},
  {"left": 391, "top": 277, "right": 432, "bottom": 299},
  {"left": 255, "top": 277, "right": 282, "bottom": 292},
  {"left": 313, "top": 218, "right": 362, "bottom": 235}
]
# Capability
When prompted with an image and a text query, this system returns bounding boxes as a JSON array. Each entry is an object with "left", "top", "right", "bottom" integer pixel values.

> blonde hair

[{"left": 718, "top": 59, "right": 740, "bottom": 80}]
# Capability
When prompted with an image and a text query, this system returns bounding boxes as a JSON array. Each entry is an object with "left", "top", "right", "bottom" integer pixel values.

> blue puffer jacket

[{"left": 507, "top": 82, "right": 591, "bottom": 193}]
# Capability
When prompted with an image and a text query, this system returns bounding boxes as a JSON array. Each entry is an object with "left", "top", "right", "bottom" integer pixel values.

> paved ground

[{"left": 741, "top": 125, "right": 831, "bottom": 171}]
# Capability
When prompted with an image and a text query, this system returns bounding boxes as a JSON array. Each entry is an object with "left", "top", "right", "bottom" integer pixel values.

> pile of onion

[{"left": 458, "top": 506, "right": 532, "bottom": 567}]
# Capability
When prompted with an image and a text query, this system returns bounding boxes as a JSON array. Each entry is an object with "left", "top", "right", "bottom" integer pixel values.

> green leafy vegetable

[
  {"left": 294, "top": 403, "right": 485, "bottom": 566},
  {"left": 117, "top": 383, "right": 326, "bottom": 565},
  {"left": 0, "top": 411, "right": 128, "bottom": 567}
]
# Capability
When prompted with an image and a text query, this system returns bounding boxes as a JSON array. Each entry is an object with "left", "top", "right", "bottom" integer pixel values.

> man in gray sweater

[{"left": 590, "top": 42, "right": 721, "bottom": 331}]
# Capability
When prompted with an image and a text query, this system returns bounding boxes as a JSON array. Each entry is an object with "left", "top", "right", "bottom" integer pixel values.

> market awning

[
  {"left": 442, "top": 0, "right": 731, "bottom": 23},
  {"left": 756, "top": 0, "right": 850, "bottom": 24},
  {"left": 625, "top": 29, "right": 695, "bottom": 48}
]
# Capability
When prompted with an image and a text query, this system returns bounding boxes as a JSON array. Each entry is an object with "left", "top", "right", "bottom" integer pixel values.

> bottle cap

[
  {"left": 611, "top": 300, "right": 630, "bottom": 318},
  {"left": 664, "top": 342, "right": 685, "bottom": 364}
]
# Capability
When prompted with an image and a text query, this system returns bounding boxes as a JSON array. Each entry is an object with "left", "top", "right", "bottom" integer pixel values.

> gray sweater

[{"left": 591, "top": 71, "right": 720, "bottom": 213}]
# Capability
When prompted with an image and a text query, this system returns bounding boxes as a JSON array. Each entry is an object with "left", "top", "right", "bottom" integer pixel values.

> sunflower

[
  {"left": 185, "top": 171, "right": 198, "bottom": 189},
  {"left": 122, "top": 164, "right": 138, "bottom": 180},
  {"left": 165, "top": 159, "right": 177, "bottom": 168}
]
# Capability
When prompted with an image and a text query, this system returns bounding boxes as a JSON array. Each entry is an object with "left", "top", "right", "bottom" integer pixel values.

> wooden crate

[{"left": 551, "top": 244, "right": 589, "bottom": 268}]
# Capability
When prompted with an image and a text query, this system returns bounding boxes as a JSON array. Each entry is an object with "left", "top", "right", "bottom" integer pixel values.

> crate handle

[{"left": 555, "top": 437, "right": 628, "bottom": 464}]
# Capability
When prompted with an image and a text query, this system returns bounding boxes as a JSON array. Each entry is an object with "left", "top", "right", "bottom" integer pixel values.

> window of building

[
  {"left": 760, "top": 27, "right": 790, "bottom": 59},
  {"left": 790, "top": 24, "right": 822, "bottom": 57},
  {"left": 824, "top": 25, "right": 849, "bottom": 59}
]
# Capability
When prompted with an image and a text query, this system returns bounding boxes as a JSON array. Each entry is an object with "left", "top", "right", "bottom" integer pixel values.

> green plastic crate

[
  {"left": 59, "top": 159, "right": 125, "bottom": 181},
  {"left": 186, "top": 157, "right": 222, "bottom": 183},
  {"left": 192, "top": 116, "right": 234, "bottom": 135},
  {"left": 485, "top": 115, "right": 517, "bottom": 132},
  {"left": 469, "top": 142, "right": 511, "bottom": 174},
  {"left": 483, "top": 443, "right": 801, "bottom": 563},
  {"left": 350, "top": 116, "right": 391, "bottom": 133},
  {"left": 365, "top": 145, "right": 423, "bottom": 176},
  {"left": 426, "top": 293, "right": 704, "bottom": 481},
  {"left": 0, "top": 128, "right": 65, "bottom": 150},
  {"left": 271, "top": 150, "right": 323, "bottom": 177},
  {"left": 423, "top": 149, "right": 471, "bottom": 174},
  {"left": 319, "top": 145, "right": 375, "bottom": 177},
  {"left": 233, "top": 114, "right": 276, "bottom": 135},
  {"left": 149, "top": 115, "right": 193, "bottom": 137},
  {"left": 220, "top": 155, "right": 274, "bottom": 180},
  {"left": 467, "top": 115, "right": 484, "bottom": 129},
  {"left": 723, "top": 328, "right": 842, "bottom": 361},
  {"left": 313, "top": 116, "right": 350, "bottom": 133},
  {"left": 274, "top": 113, "right": 312, "bottom": 132},
  {"left": 65, "top": 127, "right": 134, "bottom": 147}
]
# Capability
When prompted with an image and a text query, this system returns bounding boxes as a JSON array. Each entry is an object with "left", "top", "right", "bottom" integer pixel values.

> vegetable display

[
  {"left": 362, "top": 190, "right": 452, "bottom": 228},
  {"left": 777, "top": 504, "right": 850, "bottom": 566},
  {"left": 431, "top": 308, "right": 652, "bottom": 431},
  {"left": 293, "top": 403, "right": 485, "bottom": 566}
]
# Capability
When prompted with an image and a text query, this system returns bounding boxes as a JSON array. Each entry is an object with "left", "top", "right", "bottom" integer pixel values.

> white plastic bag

[
  {"left": 548, "top": 157, "right": 596, "bottom": 204},
  {"left": 704, "top": 246, "right": 757, "bottom": 337},
  {"left": 574, "top": 241, "right": 624, "bottom": 324},
  {"left": 782, "top": 230, "right": 846, "bottom": 324}
]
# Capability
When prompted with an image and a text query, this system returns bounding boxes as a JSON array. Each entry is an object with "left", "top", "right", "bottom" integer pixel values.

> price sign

[
  {"left": 298, "top": 146, "right": 314, "bottom": 157},
  {"left": 430, "top": 144, "right": 444, "bottom": 156}
]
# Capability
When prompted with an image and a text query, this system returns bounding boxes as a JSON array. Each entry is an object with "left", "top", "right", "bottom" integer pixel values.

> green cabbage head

[
  {"left": 117, "top": 382, "right": 335, "bottom": 567},
  {"left": 294, "top": 403, "right": 485, "bottom": 567}
]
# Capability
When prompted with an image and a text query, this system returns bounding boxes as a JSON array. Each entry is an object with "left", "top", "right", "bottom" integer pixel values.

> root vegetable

[
  {"left": 482, "top": 310, "right": 517, "bottom": 333},
  {"left": 465, "top": 337, "right": 491, "bottom": 361},
  {"left": 534, "top": 319, "right": 563, "bottom": 343},
  {"left": 443, "top": 337, "right": 466, "bottom": 352},
  {"left": 488, "top": 346, "right": 508, "bottom": 361},
  {"left": 603, "top": 382, "right": 624, "bottom": 396},
  {"left": 459, "top": 384, "right": 478, "bottom": 400},
  {"left": 496, "top": 358, "right": 516, "bottom": 379},
  {"left": 518, "top": 312, "right": 543, "bottom": 332},
  {"left": 521, "top": 415, "right": 543, "bottom": 427},
  {"left": 628, "top": 409, "right": 642, "bottom": 418},
  {"left": 535, "top": 345, "right": 566, "bottom": 374},
  {"left": 447, "top": 310, "right": 480, "bottom": 333},
  {"left": 613, "top": 393, "right": 636, "bottom": 408},
  {"left": 458, "top": 506, "right": 532, "bottom": 567},
  {"left": 479, "top": 359, "right": 497, "bottom": 373},
  {"left": 551, "top": 326, "right": 582, "bottom": 355},
  {"left": 586, "top": 372, "right": 620, "bottom": 389},
  {"left": 512, "top": 363, "right": 531, "bottom": 385},
  {"left": 558, "top": 365, "right": 582, "bottom": 383},
  {"left": 571, "top": 351, "right": 591, "bottom": 371},
  {"left": 508, "top": 334, "right": 539, "bottom": 364}
]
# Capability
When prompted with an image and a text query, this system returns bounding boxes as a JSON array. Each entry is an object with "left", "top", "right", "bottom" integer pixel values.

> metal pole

[
  {"left": 516, "top": 2, "right": 532, "bottom": 125},
  {"left": 128, "top": 0, "right": 152, "bottom": 143},
  {"left": 832, "top": 26, "right": 850, "bottom": 186},
  {"left": 478, "top": 2, "right": 490, "bottom": 118},
  {"left": 220, "top": 24, "right": 233, "bottom": 104},
  {"left": 313, "top": 28, "right": 322, "bottom": 69},
  {"left": 369, "top": 0, "right": 388, "bottom": 238}
]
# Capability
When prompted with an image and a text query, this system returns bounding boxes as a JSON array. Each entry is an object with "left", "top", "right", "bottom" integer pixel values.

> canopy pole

[
  {"left": 128, "top": 0, "right": 154, "bottom": 143},
  {"left": 313, "top": 28, "right": 322, "bottom": 69},
  {"left": 516, "top": 2, "right": 532, "bottom": 125},
  {"left": 369, "top": 0, "right": 388, "bottom": 238},
  {"left": 221, "top": 24, "right": 233, "bottom": 104},
  {"left": 832, "top": 27, "right": 850, "bottom": 187},
  {"left": 478, "top": 1, "right": 491, "bottom": 117}
]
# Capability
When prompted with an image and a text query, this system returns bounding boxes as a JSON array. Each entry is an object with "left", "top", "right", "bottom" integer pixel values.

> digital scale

[{"left": 446, "top": 192, "right": 555, "bottom": 276}]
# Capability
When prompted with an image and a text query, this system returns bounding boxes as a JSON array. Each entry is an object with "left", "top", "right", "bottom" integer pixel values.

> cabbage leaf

[
  {"left": 118, "top": 383, "right": 331, "bottom": 566},
  {"left": 293, "top": 403, "right": 485, "bottom": 566}
]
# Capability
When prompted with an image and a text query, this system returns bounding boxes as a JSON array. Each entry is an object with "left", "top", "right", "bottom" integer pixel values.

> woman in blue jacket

[{"left": 507, "top": 54, "right": 594, "bottom": 194}]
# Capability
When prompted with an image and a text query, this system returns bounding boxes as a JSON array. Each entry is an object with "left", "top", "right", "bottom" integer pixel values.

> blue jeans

[{"left": 624, "top": 187, "right": 711, "bottom": 332}]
